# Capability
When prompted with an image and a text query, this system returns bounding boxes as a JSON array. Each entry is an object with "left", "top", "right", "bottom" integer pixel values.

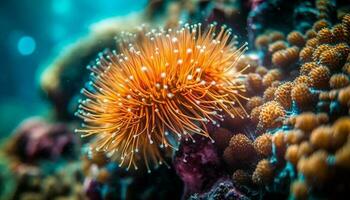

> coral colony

[
  {"left": 2, "top": 0, "right": 350, "bottom": 199},
  {"left": 75, "top": 23, "right": 249, "bottom": 171}
]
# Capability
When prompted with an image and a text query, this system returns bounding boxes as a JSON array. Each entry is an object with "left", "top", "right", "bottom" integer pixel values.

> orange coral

[
  {"left": 343, "top": 63, "right": 350, "bottom": 75},
  {"left": 247, "top": 73, "right": 263, "bottom": 92},
  {"left": 293, "top": 75, "right": 311, "bottom": 86},
  {"left": 97, "top": 168, "right": 111, "bottom": 183},
  {"left": 285, "top": 144, "right": 299, "bottom": 165},
  {"left": 255, "top": 66, "right": 268, "bottom": 76},
  {"left": 274, "top": 81, "right": 293, "bottom": 109},
  {"left": 335, "top": 43, "right": 350, "bottom": 56},
  {"left": 252, "top": 159, "right": 274, "bottom": 185},
  {"left": 329, "top": 73, "right": 350, "bottom": 89},
  {"left": 269, "top": 31, "right": 285, "bottom": 42},
  {"left": 90, "top": 150, "right": 109, "bottom": 167},
  {"left": 305, "top": 37, "right": 319, "bottom": 48},
  {"left": 291, "top": 180, "right": 308, "bottom": 200},
  {"left": 332, "top": 24, "right": 346, "bottom": 43},
  {"left": 297, "top": 150, "right": 329, "bottom": 184},
  {"left": 285, "top": 130, "right": 304, "bottom": 144},
  {"left": 319, "top": 47, "right": 347, "bottom": 69},
  {"left": 255, "top": 35, "right": 270, "bottom": 49},
  {"left": 76, "top": 24, "right": 249, "bottom": 170},
  {"left": 272, "top": 46, "right": 299, "bottom": 67},
  {"left": 313, "top": 19, "right": 330, "bottom": 32},
  {"left": 317, "top": 113, "right": 329, "bottom": 124},
  {"left": 297, "top": 141, "right": 313, "bottom": 158},
  {"left": 254, "top": 133, "right": 272, "bottom": 157},
  {"left": 305, "top": 29, "right": 317, "bottom": 39},
  {"left": 338, "top": 86, "right": 350, "bottom": 106},
  {"left": 250, "top": 106, "right": 262, "bottom": 124},
  {"left": 309, "top": 65, "right": 331, "bottom": 88},
  {"left": 335, "top": 144, "right": 350, "bottom": 169},
  {"left": 258, "top": 101, "right": 285, "bottom": 130},
  {"left": 317, "top": 28, "right": 334, "bottom": 44},
  {"left": 287, "top": 31, "right": 306, "bottom": 47},
  {"left": 300, "top": 62, "right": 317, "bottom": 76},
  {"left": 262, "top": 69, "right": 282, "bottom": 87},
  {"left": 293, "top": 112, "right": 320, "bottom": 133},
  {"left": 310, "top": 126, "right": 332, "bottom": 149},
  {"left": 268, "top": 41, "right": 287, "bottom": 54},
  {"left": 299, "top": 46, "right": 314, "bottom": 63},
  {"left": 332, "top": 117, "right": 350, "bottom": 148},
  {"left": 342, "top": 14, "right": 350, "bottom": 41},
  {"left": 246, "top": 96, "right": 263, "bottom": 112},
  {"left": 312, "top": 44, "right": 329, "bottom": 61},
  {"left": 263, "top": 86, "right": 276, "bottom": 101},
  {"left": 223, "top": 134, "right": 257, "bottom": 168},
  {"left": 291, "top": 83, "right": 313, "bottom": 108},
  {"left": 273, "top": 131, "right": 287, "bottom": 158}
]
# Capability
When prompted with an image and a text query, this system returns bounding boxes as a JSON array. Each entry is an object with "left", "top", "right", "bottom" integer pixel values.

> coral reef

[
  {"left": 2, "top": 0, "right": 350, "bottom": 199},
  {"left": 236, "top": 4, "right": 350, "bottom": 199}
]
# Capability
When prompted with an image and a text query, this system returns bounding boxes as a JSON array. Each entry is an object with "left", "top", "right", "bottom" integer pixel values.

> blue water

[{"left": 0, "top": 0, "right": 147, "bottom": 138}]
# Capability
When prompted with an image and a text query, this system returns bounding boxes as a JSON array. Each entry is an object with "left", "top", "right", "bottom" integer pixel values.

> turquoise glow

[{"left": 17, "top": 36, "right": 36, "bottom": 56}]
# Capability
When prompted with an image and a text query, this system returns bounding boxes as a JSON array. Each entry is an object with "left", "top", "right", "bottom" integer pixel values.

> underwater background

[
  {"left": 1, "top": 0, "right": 350, "bottom": 200},
  {"left": 0, "top": 0, "right": 147, "bottom": 139}
]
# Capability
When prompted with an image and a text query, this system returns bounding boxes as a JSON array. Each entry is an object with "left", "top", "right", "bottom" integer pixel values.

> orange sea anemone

[{"left": 75, "top": 23, "right": 249, "bottom": 171}]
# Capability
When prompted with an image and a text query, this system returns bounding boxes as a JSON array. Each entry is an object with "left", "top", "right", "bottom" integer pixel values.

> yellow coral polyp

[{"left": 75, "top": 23, "right": 249, "bottom": 171}]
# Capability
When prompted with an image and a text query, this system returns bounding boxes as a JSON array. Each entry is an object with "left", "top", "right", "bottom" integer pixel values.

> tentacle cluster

[{"left": 75, "top": 23, "right": 248, "bottom": 171}]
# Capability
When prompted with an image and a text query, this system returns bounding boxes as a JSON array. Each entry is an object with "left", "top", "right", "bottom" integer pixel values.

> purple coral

[
  {"left": 6, "top": 118, "right": 78, "bottom": 163},
  {"left": 174, "top": 134, "right": 227, "bottom": 198}
]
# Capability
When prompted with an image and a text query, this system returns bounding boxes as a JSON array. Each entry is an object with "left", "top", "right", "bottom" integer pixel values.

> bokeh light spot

[
  {"left": 17, "top": 36, "right": 36, "bottom": 56},
  {"left": 52, "top": 0, "right": 71, "bottom": 15}
]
